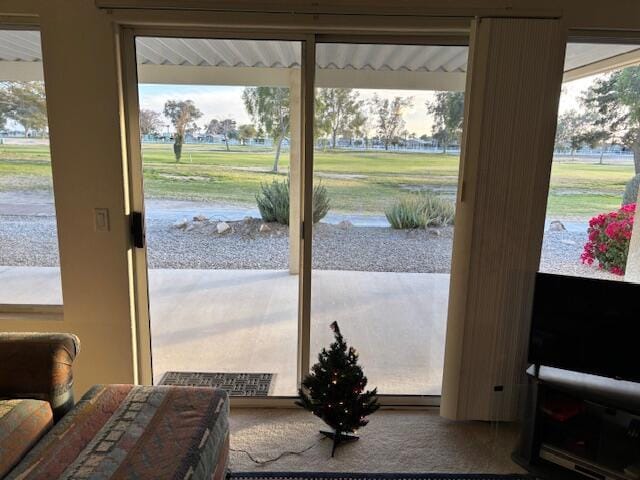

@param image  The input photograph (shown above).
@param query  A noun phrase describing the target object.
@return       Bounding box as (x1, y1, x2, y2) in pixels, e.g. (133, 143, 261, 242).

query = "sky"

(558, 75, 605, 115)
(139, 84, 437, 137)
(138, 75, 603, 138)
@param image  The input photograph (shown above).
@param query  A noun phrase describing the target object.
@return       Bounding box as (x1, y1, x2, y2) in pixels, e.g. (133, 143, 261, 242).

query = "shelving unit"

(513, 366, 640, 480)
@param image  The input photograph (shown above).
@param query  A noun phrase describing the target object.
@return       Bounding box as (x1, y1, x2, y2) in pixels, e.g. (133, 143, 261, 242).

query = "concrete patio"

(0, 266, 449, 396)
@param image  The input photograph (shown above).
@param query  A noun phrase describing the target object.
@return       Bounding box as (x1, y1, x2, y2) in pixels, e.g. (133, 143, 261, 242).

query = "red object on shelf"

(541, 395, 586, 422)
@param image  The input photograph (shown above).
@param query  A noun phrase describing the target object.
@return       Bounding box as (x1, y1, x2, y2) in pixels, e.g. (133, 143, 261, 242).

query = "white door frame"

(118, 26, 471, 407)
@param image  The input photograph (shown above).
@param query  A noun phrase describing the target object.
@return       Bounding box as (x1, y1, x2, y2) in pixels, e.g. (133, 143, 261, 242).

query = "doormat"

(228, 474, 530, 480)
(159, 371, 275, 396)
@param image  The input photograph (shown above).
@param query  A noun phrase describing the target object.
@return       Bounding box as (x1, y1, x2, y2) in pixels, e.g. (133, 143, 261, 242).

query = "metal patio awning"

(1, 30, 639, 89)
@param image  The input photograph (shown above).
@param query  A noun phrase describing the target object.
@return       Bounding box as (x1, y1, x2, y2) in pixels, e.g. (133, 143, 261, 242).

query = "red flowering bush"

(581, 203, 636, 275)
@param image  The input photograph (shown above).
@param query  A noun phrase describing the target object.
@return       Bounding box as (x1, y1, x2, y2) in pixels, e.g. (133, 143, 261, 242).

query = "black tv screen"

(529, 272, 640, 383)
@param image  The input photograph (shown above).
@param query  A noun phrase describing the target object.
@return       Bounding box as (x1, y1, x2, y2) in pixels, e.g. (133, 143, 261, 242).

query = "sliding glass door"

(124, 31, 468, 401)
(310, 41, 468, 396)
(131, 36, 303, 396)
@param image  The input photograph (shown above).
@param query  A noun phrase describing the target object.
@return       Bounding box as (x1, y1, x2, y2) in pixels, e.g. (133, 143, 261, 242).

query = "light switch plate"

(94, 208, 110, 232)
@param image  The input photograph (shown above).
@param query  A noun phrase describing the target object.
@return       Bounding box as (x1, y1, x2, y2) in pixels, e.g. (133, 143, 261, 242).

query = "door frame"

(118, 26, 471, 407)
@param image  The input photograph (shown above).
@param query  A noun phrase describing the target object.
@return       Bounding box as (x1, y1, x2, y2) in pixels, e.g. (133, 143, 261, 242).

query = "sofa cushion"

(0, 399, 53, 478)
(7, 384, 230, 480)
(0, 332, 80, 421)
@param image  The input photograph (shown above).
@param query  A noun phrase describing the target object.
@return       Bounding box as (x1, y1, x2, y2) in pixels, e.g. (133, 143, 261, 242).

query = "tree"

(359, 108, 377, 149)
(163, 100, 202, 162)
(243, 87, 289, 173)
(432, 129, 450, 152)
(0, 84, 12, 129)
(555, 109, 603, 159)
(297, 322, 379, 457)
(370, 95, 413, 150)
(237, 124, 257, 145)
(554, 110, 574, 152)
(426, 92, 464, 153)
(577, 89, 614, 164)
(556, 109, 589, 157)
(581, 128, 611, 164)
(315, 88, 365, 149)
(4, 81, 47, 137)
(207, 118, 237, 151)
(139, 109, 162, 136)
(582, 66, 640, 174)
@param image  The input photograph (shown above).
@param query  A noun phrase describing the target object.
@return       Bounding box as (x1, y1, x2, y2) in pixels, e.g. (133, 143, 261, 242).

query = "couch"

(0, 333, 230, 479)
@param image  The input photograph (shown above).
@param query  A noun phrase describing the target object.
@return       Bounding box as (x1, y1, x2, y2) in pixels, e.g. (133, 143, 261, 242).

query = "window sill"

(0, 304, 64, 321)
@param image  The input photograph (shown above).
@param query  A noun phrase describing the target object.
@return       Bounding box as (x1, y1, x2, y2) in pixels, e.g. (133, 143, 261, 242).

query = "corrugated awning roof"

(135, 37, 470, 73)
(0, 30, 42, 62)
(1, 30, 640, 86)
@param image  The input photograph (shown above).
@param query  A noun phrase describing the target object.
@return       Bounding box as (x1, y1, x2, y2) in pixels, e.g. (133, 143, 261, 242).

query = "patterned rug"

(229, 474, 529, 480)
(159, 371, 274, 396)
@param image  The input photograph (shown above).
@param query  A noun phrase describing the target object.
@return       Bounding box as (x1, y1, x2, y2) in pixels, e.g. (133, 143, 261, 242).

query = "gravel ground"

(0, 215, 61, 266)
(148, 217, 454, 272)
(0, 214, 617, 279)
(539, 229, 617, 280)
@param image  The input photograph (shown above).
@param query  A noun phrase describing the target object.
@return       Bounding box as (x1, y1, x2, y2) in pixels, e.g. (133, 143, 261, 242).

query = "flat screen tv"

(529, 272, 640, 383)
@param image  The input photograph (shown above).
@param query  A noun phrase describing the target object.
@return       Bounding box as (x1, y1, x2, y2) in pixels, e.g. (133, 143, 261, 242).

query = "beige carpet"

(229, 408, 525, 473)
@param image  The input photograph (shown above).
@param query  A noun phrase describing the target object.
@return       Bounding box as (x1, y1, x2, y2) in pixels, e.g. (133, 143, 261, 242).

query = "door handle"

(131, 211, 145, 248)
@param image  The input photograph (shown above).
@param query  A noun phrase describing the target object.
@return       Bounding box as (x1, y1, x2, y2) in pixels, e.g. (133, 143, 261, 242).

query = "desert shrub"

(623, 174, 640, 206)
(581, 203, 636, 275)
(312, 183, 331, 223)
(256, 179, 290, 224)
(385, 196, 425, 229)
(256, 179, 330, 225)
(385, 192, 455, 229)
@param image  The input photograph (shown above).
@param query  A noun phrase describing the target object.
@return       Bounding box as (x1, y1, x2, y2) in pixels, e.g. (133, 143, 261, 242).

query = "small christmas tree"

(296, 321, 379, 457)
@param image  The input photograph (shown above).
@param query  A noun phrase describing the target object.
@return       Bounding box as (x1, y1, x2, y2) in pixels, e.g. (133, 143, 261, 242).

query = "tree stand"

(320, 430, 359, 457)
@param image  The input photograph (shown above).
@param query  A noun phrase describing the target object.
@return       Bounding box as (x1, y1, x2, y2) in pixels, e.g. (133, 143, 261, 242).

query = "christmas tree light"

(296, 322, 380, 457)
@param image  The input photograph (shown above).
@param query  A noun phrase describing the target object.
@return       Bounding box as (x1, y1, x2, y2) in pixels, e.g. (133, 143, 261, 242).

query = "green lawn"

(0, 143, 635, 218)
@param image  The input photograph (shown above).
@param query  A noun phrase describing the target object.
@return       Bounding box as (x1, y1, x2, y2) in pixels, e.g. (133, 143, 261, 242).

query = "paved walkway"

(0, 191, 391, 227)
(0, 190, 593, 232)
(0, 266, 62, 304)
(0, 267, 449, 395)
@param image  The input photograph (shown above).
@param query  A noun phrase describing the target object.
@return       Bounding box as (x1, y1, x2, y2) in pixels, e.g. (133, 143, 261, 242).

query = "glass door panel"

(310, 42, 468, 395)
(134, 37, 302, 396)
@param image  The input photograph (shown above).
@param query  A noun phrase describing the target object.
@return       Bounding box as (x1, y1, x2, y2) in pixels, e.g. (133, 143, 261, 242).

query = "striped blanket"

(6, 384, 229, 480)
